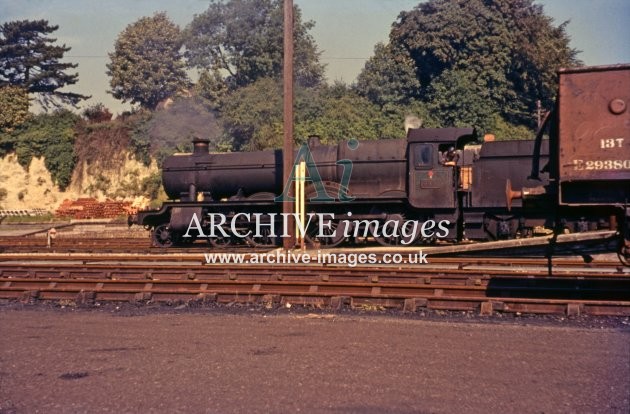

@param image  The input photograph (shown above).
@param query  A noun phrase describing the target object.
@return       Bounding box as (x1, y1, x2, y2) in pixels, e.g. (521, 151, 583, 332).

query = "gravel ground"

(0, 305, 629, 414)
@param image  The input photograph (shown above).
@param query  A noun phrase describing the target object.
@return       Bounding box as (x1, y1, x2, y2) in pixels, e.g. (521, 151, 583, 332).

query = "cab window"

(413, 144, 433, 169)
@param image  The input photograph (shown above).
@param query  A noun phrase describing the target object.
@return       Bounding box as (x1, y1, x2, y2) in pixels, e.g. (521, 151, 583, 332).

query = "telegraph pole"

(282, 0, 295, 250)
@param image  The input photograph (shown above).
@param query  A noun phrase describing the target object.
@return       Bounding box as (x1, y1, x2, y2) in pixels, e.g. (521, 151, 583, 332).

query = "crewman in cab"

(440, 146, 459, 166)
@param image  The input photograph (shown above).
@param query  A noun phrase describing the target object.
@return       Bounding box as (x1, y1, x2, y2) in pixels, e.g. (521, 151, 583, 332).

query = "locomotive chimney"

(193, 138, 210, 155)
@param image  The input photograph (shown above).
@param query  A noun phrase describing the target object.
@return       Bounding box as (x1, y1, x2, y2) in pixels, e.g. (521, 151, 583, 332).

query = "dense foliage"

(184, 0, 325, 89)
(82, 103, 113, 123)
(0, 109, 79, 189)
(220, 78, 436, 150)
(107, 13, 189, 109)
(0, 85, 29, 131)
(357, 0, 580, 136)
(355, 42, 420, 109)
(0, 19, 88, 108)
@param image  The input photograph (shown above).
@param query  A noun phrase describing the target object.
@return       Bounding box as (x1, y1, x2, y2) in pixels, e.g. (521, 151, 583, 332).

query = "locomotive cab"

(406, 128, 477, 210)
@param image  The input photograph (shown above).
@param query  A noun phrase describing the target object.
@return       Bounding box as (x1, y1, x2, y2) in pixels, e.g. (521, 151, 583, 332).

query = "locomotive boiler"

(129, 64, 630, 264)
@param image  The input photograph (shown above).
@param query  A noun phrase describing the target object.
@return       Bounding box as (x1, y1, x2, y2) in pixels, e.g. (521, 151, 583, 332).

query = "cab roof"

(407, 127, 477, 148)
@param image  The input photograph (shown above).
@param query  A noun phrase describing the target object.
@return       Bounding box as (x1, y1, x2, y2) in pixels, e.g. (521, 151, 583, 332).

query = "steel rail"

(1, 276, 629, 316)
(1, 259, 629, 316)
(0, 251, 626, 271)
(0, 261, 627, 280)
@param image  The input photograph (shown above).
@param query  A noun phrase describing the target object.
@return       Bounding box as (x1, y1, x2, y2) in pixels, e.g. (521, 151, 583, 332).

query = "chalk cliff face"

(0, 151, 157, 211)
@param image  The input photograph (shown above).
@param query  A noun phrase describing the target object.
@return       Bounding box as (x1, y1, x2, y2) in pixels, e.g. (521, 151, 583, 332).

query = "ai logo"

(275, 139, 359, 203)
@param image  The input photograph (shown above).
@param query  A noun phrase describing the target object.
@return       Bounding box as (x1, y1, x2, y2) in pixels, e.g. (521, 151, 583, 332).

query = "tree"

(82, 103, 113, 123)
(0, 19, 88, 108)
(355, 42, 420, 109)
(0, 85, 29, 131)
(107, 12, 189, 109)
(184, 0, 325, 89)
(296, 83, 388, 144)
(194, 69, 229, 109)
(220, 78, 427, 151)
(361, 0, 580, 132)
(220, 77, 283, 150)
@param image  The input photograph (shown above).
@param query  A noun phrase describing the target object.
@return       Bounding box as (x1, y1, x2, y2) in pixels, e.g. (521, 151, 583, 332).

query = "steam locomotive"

(129, 64, 630, 263)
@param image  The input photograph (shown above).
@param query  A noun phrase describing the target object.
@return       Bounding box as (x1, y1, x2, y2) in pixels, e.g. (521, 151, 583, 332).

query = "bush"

(141, 172, 163, 200)
(488, 114, 536, 140)
(1, 110, 79, 190)
(82, 103, 113, 123)
(127, 110, 152, 166)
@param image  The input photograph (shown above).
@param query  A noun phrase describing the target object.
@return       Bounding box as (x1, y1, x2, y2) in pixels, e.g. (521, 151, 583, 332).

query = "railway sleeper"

(75, 290, 96, 307)
(403, 297, 429, 312)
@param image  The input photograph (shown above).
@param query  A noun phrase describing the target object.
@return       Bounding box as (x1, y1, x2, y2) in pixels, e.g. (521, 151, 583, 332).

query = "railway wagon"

(507, 64, 630, 262)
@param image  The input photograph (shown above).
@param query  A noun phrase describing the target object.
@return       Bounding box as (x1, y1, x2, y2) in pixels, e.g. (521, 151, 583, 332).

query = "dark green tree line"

(184, 0, 325, 89)
(357, 0, 580, 135)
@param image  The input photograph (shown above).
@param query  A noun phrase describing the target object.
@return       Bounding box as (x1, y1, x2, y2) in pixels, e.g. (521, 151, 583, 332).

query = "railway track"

(0, 234, 626, 268)
(1, 251, 628, 270)
(1, 257, 629, 316)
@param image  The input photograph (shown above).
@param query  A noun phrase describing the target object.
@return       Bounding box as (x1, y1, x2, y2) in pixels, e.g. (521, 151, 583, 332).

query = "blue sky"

(1, 0, 629, 114)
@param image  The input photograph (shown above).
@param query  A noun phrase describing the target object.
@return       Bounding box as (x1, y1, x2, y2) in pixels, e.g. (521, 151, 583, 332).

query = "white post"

(294, 161, 306, 250)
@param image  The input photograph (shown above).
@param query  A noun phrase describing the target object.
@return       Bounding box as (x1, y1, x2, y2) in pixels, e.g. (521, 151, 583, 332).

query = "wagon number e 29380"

(573, 138, 628, 170)
(573, 159, 630, 170)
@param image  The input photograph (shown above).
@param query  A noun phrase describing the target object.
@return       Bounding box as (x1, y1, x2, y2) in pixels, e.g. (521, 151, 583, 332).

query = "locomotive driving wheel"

(208, 234, 232, 248)
(152, 224, 174, 247)
(374, 233, 416, 246)
(305, 219, 347, 248)
(373, 214, 418, 247)
(246, 227, 279, 247)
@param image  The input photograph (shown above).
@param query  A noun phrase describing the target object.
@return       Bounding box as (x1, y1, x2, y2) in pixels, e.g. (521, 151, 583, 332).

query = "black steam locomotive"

(129, 64, 630, 262)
